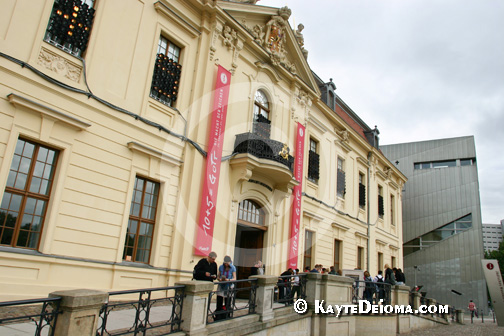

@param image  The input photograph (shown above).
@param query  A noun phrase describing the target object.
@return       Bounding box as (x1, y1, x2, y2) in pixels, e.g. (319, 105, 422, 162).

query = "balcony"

(233, 133, 294, 172)
(230, 133, 296, 193)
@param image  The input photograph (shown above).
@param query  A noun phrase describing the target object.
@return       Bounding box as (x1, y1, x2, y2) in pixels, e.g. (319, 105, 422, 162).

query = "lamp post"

(414, 265, 419, 288)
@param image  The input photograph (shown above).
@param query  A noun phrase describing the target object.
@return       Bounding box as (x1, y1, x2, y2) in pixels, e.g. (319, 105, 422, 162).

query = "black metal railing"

(207, 279, 257, 324)
(0, 297, 61, 336)
(274, 274, 307, 308)
(96, 285, 184, 336)
(351, 280, 391, 305)
(233, 133, 294, 172)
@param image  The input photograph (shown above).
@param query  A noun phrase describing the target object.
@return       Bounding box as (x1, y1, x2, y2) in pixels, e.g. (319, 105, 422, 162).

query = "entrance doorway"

(233, 200, 266, 282)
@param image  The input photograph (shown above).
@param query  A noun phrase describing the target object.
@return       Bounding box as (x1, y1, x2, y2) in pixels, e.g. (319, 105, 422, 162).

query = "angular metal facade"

(381, 136, 487, 313)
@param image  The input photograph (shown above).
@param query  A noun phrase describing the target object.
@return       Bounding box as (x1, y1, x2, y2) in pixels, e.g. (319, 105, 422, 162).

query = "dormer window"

(253, 90, 271, 138)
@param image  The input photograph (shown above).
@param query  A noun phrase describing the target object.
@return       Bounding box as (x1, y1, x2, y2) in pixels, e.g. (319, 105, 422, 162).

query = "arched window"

(253, 90, 271, 138)
(237, 199, 265, 229)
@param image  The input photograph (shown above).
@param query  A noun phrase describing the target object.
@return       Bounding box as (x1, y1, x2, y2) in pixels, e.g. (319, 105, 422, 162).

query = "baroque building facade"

(0, 0, 406, 300)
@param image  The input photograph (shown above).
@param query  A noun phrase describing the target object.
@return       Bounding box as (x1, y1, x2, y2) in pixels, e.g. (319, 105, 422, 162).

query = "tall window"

(334, 239, 341, 271)
(390, 195, 395, 226)
(304, 230, 314, 270)
(44, 0, 96, 57)
(252, 90, 271, 138)
(358, 173, 366, 209)
(357, 246, 364, 270)
(1, 139, 59, 249)
(150, 36, 182, 107)
(391, 256, 396, 268)
(123, 177, 159, 263)
(336, 157, 345, 198)
(378, 252, 383, 271)
(308, 138, 320, 183)
(378, 185, 384, 218)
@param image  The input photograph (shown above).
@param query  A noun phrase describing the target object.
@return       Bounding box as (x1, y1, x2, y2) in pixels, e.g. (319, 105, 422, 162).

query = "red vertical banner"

(194, 65, 231, 256)
(288, 123, 305, 268)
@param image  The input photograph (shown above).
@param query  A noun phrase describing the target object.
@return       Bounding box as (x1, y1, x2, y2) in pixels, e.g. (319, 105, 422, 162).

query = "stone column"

(411, 292, 421, 310)
(392, 285, 410, 306)
(455, 309, 465, 324)
(305, 272, 324, 310)
(175, 281, 214, 336)
(250, 275, 277, 321)
(49, 289, 108, 336)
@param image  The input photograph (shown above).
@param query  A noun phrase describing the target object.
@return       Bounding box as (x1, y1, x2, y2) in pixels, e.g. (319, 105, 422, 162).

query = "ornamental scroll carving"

(244, 6, 297, 74)
(209, 22, 243, 75)
(37, 47, 82, 82)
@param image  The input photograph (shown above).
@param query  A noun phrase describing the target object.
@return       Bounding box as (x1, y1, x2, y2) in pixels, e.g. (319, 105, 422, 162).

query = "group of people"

(304, 264, 342, 275)
(193, 252, 237, 320)
(193, 252, 266, 320)
(361, 264, 406, 303)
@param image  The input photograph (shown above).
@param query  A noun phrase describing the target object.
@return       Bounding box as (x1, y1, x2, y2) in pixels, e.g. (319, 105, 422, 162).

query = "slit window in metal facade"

(44, 0, 96, 57)
(0, 139, 59, 249)
(150, 36, 182, 107)
(123, 177, 159, 263)
(403, 213, 473, 256)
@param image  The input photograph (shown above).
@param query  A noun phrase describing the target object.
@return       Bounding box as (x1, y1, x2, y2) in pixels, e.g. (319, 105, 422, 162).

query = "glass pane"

(39, 180, 49, 195)
(34, 199, 46, 216)
(421, 163, 430, 169)
(16, 229, 29, 247)
(33, 162, 44, 178)
(22, 142, 35, 158)
(10, 194, 23, 212)
(21, 215, 33, 230)
(14, 173, 28, 190)
(1, 193, 12, 210)
(29, 177, 42, 194)
(28, 232, 39, 248)
(432, 160, 456, 168)
(131, 203, 140, 217)
(37, 147, 48, 162)
(6, 211, 18, 228)
(1, 228, 14, 245)
(14, 139, 25, 155)
(6, 171, 17, 188)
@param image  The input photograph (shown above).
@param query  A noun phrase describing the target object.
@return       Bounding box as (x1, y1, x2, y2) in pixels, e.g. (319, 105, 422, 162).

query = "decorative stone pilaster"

(250, 275, 277, 321)
(175, 281, 214, 336)
(49, 289, 108, 336)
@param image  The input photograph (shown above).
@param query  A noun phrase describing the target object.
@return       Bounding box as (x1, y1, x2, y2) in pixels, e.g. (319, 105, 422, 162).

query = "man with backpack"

(374, 270, 385, 302)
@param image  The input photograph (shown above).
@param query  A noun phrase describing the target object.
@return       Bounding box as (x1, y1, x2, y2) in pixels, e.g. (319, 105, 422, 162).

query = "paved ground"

(405, 315, 503, 336)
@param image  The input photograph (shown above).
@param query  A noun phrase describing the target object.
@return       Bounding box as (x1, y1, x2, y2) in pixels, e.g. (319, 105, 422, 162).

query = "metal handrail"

(207, 278, 258, 324)
(96, 285, 185, 336)
(0, 296, 61, 336)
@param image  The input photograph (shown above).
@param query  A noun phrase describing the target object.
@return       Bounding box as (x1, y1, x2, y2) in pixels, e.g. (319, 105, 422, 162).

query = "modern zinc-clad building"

(381, 136, 487, 312)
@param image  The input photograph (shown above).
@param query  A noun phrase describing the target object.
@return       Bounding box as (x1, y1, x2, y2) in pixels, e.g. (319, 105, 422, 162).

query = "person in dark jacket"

(193, 251, 218, 281)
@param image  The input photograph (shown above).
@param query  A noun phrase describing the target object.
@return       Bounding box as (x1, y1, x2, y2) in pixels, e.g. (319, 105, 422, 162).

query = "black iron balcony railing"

(233, 133, 294, 172)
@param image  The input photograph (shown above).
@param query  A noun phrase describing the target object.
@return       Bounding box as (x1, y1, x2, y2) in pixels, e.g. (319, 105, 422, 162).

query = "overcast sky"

(261, 0, 504, 224)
